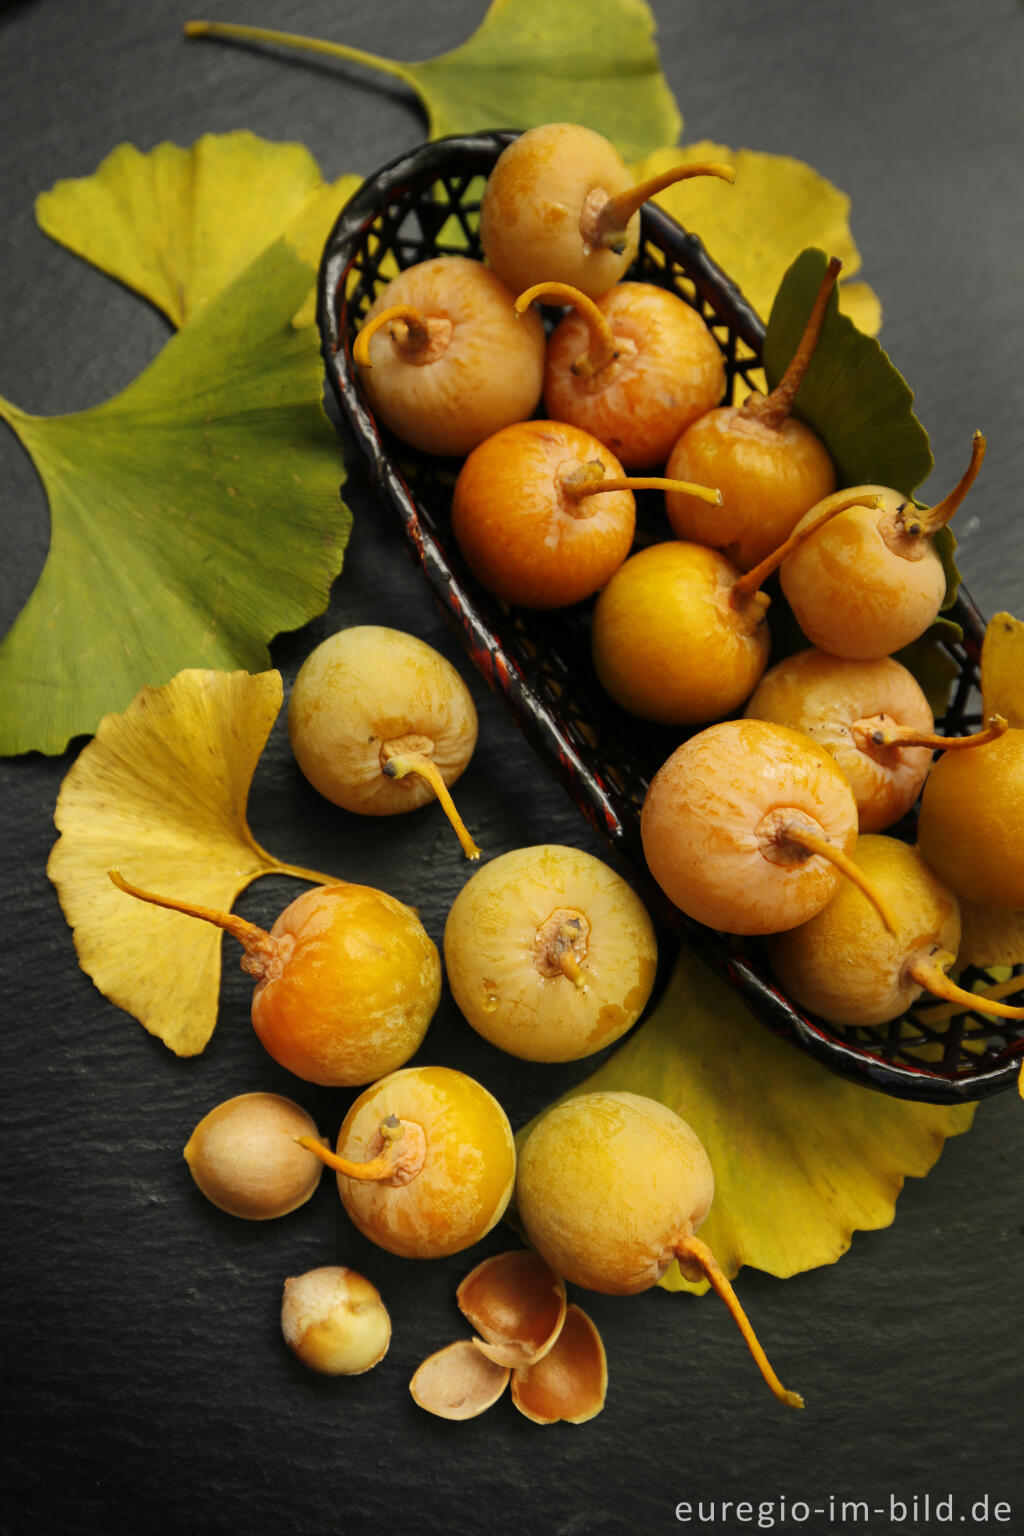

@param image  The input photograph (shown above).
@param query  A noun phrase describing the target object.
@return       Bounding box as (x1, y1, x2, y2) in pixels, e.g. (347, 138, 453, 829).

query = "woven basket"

(317, 130, 1023, 1103)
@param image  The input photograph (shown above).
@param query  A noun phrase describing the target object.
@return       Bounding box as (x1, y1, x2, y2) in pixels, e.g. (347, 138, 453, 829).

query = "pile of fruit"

(107, 121, 1023, 1422)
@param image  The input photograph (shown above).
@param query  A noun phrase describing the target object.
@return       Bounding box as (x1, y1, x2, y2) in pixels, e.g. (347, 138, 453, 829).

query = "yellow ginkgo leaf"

(981, 611, 1024, 727)
(35, 132, 359, 329)
(632, 141, 882, 337)
(523, 949, 973, 1294)
(47, 668, 337, 1056)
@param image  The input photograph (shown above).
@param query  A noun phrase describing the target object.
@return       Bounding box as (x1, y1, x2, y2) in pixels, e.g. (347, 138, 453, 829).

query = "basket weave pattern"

(318, 132, 1023, 1103)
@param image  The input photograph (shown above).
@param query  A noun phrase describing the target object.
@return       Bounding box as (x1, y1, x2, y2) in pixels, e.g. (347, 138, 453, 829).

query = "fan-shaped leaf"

(47, 668, 337, 1056)
(0, 239, 350, 755)
(521, 950, 974, 1292)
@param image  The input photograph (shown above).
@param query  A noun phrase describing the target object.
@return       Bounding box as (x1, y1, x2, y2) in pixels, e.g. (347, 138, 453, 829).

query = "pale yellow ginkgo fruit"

(35, 131, 361, 329)
(632, 140, 882, 344)
(522, 948, 974, 1292)
(47, 667, 337, 1056)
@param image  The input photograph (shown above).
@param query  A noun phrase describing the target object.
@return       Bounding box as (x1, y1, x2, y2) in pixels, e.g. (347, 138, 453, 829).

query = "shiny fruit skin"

(288, 625, 478, 816)
(451, 419, 635, 608)
(335, 1066, 516, 1260)
(251, 884, 441, 1087)
(183, 1093, 325, 1219)
(665, 406, 836, 573)
(767, 836, 961, 1026)
(356, 256, 545, 456)
(479, 124, 637, 300)
(516, 1091, 714, 1294)
(744, 648, 934, 832)
(590, 541, 770, 724)
(443, 844, 657, 1062)
(543, 283, 725, 471)
(780, 488, 947, 658)
(917, 727, 1024, 908)
(641, 719, 860, 934)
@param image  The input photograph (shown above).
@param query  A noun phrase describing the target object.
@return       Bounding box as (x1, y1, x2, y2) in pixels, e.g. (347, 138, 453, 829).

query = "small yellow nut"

(281, 1266, 391, 1376)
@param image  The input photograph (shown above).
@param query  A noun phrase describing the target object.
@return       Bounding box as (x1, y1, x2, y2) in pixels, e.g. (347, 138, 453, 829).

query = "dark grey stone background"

(1, 2, 1021, 1533)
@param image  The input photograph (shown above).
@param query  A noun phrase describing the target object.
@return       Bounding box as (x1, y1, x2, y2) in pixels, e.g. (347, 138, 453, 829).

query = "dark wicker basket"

(317, 130, 1023, 1104)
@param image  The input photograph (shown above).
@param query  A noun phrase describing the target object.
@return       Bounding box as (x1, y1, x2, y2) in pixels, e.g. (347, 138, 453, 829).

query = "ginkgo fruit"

(767, 835, 1024, 1027)
(288, 625, 481, 859)
(917, 726, 1024, 909)
(109, 871, 441, 1086)
(664, 257, 840, 572)
(479, 123, 733, 299)
(516, 279, 725, 470)
(743, 649, 1007, 833)
(443, 843, 657, 1061)
(298, 1065, 516, 1260)
(640, 719, 897, 935)
(516, 1091, 803, 1408)
(451, 418, 720, 610)
(353, 255, 545, 456)
(780, 434, 985, 659)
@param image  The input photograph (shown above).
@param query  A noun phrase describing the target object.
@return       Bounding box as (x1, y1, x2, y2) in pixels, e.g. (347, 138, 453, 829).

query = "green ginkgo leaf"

(520, 949, 974, 1293)
(0, 240, 350, 756)
(764, 247, 933, 498)
(186, 0, 682, 161)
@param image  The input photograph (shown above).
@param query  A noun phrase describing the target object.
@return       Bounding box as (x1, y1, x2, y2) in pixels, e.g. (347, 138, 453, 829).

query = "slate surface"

(1, 2, 1022, 1534)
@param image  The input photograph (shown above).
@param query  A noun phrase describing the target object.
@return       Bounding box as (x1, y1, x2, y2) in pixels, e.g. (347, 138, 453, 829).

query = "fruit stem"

(732, 492, 882, 604)
(742, 257, 841, 431)
(850, 713, 1008, 754)
(514, 282, 619, 378)
(912, 431, 986, 536)
(673, 1234, 803, 1410)
(297, 1115, 428, 1183)
(354, 305, 441, 368)
(565, 474, 722, 507)
(183, 19, 415, 89)
(552, 921, 587, 990)
(593, 161, 735, 252)
(380, 749, 481, 860)
(906, 952, 1024, 1020)
(778, 827, 900, 936)
(108, 868, 279, 965)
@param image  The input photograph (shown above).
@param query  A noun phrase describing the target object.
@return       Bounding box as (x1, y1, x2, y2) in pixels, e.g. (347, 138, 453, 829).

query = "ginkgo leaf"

(981, 611, 1024, 727)
(0, 239, 350, 756)
(633, 141, 882, 338)
(764, 248, 933, 500)
(185, 0, 682, 162)
(35, 132, 361, 329)
(520, 950, 974, 1293)
(47, 668, 337, 1056)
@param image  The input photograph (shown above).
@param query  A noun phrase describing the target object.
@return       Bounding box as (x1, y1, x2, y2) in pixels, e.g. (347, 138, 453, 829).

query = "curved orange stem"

(674, 1234, 803, 1410)
(906, 953, 1024, 1020)
(598, 161, 735, 246)
(108, 868, 277, 964)
(297, 1115, 425, 1182)
(852, 713, 1008, 753)
(779, 828, 899, 936)
(514, 281, 619, 377)
(380, 749, 481, 860)
(742, 257, 841, 430)
(353, 304, 431, 368)
(732, 492, 882, 603)
(915, 431, 986, 537)
(566, 475, 722, 506)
